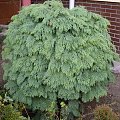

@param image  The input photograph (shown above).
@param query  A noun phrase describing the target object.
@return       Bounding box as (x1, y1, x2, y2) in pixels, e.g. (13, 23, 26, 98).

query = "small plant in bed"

(94, 104, 119, 120)
(0, 94, 27, 120)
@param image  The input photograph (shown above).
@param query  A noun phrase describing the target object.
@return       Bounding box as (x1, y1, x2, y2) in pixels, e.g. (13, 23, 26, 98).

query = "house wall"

(0, 0, 20, 24)
(32, 0, 120, 54)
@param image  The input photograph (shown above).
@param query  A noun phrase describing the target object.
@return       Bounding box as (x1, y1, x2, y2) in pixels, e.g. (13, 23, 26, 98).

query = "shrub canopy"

(2, 0, 118, 112)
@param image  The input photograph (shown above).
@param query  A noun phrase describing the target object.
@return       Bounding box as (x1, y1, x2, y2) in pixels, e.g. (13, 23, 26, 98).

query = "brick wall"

(31, 0, 69, 7)
(32, 0, 120, 54)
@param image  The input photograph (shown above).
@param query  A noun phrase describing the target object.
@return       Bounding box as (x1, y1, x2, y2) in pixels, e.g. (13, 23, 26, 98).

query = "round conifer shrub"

(2, 0, 119, 117)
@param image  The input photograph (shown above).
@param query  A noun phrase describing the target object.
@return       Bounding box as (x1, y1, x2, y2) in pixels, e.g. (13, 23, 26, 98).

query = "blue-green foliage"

(2, 0, 118, 113)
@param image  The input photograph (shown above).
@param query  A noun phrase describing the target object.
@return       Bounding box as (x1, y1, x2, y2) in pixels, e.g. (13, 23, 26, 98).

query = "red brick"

(94, 11, 101, 15)
(101, 4, 111, 9)
(82, 3, 92, 7)
(106, 17, 116, 22)
(111, 5, 120, 10)
(110, 29, 120, 34)
(102, 12, 110, 17)
(91, 3, 100, 8)
(96, 8, 106, 12)
(113, 38, 120, 43)
(111, 14, 120, 18)
(115, 34, 120, 38)
(116, 19, 120, 23)
(111, 36, 119, 42)
(117, 10, 120, 14)
(110, 22, 120, 27)
(76, 2, 82, 6)
(106, 9, 117, 13)
(109, 25, 116, 30)
(86, 6, 96, 11)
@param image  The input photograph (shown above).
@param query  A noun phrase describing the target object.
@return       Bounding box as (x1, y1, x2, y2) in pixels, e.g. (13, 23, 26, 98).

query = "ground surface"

(83, 74, 120, 120)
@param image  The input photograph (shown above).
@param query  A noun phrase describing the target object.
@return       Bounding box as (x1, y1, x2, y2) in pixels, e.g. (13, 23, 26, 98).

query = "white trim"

(69, 0, 75, 9)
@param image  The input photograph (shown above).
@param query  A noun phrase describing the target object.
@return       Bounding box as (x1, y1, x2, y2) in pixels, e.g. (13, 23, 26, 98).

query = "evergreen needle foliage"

(94, 105, 119, 120)
(2, 0, 118, 117)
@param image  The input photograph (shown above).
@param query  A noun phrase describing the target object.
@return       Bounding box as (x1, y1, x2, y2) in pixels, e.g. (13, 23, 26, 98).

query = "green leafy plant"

(2, 0, 119, 119)
(0, 95, 27, 120)
(94, 104, 119, 120)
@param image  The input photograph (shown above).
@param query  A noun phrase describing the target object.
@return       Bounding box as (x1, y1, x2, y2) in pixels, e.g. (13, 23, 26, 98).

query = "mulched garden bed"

(82, 74, 120, 120)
